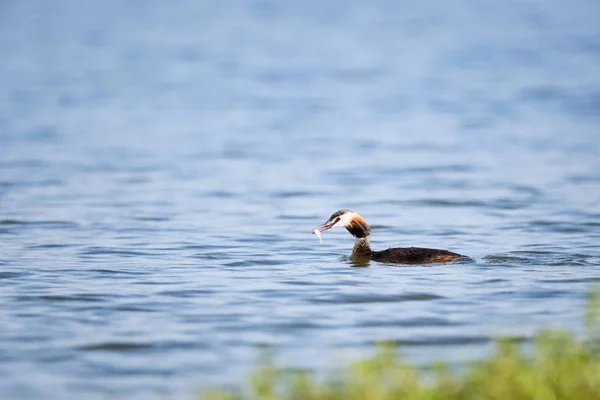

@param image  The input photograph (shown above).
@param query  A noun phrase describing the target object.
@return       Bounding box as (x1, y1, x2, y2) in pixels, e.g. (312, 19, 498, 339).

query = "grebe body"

(312, 209, 466, 264)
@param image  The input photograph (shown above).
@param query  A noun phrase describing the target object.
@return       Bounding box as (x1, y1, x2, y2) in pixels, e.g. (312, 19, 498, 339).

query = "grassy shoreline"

(203, 292, 600, 400)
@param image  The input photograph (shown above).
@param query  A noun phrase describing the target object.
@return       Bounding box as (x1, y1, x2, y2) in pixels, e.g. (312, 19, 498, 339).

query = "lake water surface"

(1, 1, 600, 399)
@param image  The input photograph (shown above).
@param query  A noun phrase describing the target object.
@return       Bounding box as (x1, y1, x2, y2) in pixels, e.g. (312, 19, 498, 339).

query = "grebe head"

(313, 209, 370, 238)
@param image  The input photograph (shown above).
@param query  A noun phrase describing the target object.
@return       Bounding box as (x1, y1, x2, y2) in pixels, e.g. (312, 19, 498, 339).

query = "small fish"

(313, 228, 323, 244)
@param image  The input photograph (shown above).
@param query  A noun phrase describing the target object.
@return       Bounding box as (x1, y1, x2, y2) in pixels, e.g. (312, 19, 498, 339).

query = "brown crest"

(346, 215, 370, 238)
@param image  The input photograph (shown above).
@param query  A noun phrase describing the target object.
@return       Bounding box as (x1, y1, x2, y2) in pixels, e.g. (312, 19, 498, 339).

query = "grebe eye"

(335, 217, 341, 222)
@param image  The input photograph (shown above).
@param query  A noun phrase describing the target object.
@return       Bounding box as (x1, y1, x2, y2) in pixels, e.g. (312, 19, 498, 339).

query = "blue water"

(1, 1, 600, 398)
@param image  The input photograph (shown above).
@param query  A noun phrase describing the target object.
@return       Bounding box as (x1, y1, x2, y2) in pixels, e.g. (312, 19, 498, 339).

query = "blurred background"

(1, 0, 599, 399)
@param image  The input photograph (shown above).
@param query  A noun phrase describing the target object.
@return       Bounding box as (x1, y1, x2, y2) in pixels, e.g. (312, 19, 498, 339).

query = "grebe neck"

(352, 236, 373, 259)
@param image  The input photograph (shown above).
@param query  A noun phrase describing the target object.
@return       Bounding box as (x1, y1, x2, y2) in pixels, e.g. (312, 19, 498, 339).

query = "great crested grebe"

(312, 209, 467, 264)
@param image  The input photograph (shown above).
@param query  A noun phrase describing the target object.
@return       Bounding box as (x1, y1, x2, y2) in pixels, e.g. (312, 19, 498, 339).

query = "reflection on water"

(1, 0, 600, 399)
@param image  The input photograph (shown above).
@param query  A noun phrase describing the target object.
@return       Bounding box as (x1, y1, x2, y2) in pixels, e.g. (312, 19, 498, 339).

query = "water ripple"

(79, 247, 159, 257)
(390, 335, 494, 346)
(77, 342, 155, 351)
(312, 292, 444, 304)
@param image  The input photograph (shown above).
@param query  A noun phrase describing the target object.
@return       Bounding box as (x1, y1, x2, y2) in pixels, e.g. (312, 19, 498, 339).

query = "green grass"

(202, 291, 600, 400)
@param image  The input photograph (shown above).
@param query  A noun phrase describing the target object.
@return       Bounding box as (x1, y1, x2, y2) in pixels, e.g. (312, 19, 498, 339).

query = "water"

(1, 0, 600, 398)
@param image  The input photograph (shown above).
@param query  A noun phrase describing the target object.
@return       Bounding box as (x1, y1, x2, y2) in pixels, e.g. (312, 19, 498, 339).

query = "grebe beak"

(312, 220, 336, 234)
